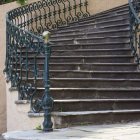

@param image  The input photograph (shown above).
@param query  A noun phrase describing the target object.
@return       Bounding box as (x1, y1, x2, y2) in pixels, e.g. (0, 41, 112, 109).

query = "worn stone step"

(50, 55, 133, 63)
(50, 88, 140, 100)
(53, 99, 140, 112)
(50, 71, 140, 79)
(55, 23, 129, 35)
(21, 55, 133, 63)
(51, 29, 130, 39)
(16, 69, 140, 80)
(50, 36, 130, 45)
(14, 63, 137, 71)
(71, 12, 129, 27)
(50, 78, 140, 88)
(29, 87, 140, 100)
(56, 18, 129, 32)
(49, 63, 137, 71)
(51, 109, 140, 128)
(51, 42, 130, 50)
(52, 48, 131, 56)
(20, 48, 131, 56)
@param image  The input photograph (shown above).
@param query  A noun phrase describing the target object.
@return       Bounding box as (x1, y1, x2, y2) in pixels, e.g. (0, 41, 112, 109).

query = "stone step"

(50, 71, 140, 79)
(50, 55, 133, 63)
(54, 23, 129, 35)
(50, 78, 140, 88)
(51, 29, 130, 39)
(14, 63, 137, 71)
(26, 87, 140, 100)
(56, 18, 129, 32)
(49, 63, 137, 71)
(50, 36, 130, 45)
(71, 12, 129, 27)
(56, 11, 129, 34)
(51, 48, 131, 56)
(20, 48, 131, 56)
(28, 109, 140, 128)
(50, 88, 140, 100)
(21, 78, 140, 88)
(53, 99, 140, 112)
(51, 42, 130, 50)
(50, 109, 140, 128)
(21, 55, 133, 63)
(15, 69, 140, 80)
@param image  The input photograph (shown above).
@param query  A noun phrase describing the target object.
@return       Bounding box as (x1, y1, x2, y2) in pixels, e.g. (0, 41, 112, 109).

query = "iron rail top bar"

(129, 0, 140, 23)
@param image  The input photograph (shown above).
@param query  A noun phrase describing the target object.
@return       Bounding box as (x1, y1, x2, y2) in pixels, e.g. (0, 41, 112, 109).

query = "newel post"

(42, 31, 53, 132)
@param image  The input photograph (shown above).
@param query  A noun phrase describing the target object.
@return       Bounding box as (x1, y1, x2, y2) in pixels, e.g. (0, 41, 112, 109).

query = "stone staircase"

(14, 4, 140, 129)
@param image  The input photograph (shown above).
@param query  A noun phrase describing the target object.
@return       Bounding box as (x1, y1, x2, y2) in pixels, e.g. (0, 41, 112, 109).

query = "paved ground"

(3, 122, 140, 140)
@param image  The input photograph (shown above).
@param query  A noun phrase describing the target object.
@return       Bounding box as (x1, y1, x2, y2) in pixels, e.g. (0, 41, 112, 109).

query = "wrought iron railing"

(129, 0, 140, 64)
(4, 0, 90, 131)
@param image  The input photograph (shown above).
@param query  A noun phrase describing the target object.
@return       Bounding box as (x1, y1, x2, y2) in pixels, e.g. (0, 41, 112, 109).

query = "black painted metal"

(4, 0, 90, 131)
(129, 0, 140, 64)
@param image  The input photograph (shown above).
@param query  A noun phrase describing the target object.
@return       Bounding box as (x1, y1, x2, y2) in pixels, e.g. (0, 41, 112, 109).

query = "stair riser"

(51, 80, 140, 88)
(51, 90, 140, 100)
(53, 112, 140, 129)
(78, 13, 129, 26)
(52, 50, 131, 56)
(15, 63, 137, 71)
(51, 44, 129, 50)
(49, 64, 137, 71)
(56, 25, 129, 35)
(50, 72, 140, 79)
(53, 101, 140, 112)
(51, 37, 129, 45)
(49, 57, 133, 63)
(57, 19, 129, 32)
(20, 57, 133, 64)
(29, 89, 140, 99)
(52, 31, 130, 40)
(16, 70, 140, 79)
(76, 38, 129, 44)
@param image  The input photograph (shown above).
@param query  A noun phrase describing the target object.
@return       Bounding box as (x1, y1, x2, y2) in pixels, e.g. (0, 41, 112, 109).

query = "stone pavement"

(3, 122, 140, 140)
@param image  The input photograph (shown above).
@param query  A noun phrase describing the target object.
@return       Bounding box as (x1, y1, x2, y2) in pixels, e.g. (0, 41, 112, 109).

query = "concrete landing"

(3, 122, 140, 140)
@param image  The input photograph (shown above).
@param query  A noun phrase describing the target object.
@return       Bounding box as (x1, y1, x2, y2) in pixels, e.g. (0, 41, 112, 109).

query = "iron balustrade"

(4, 0, 90, 131)
(129, 0, 140, 64)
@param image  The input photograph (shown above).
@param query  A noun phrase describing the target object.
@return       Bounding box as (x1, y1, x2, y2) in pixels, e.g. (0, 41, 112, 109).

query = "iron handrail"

(128, 0, 140, 64)
(4, 0, 90, 131)
(128, 0, 140, 23)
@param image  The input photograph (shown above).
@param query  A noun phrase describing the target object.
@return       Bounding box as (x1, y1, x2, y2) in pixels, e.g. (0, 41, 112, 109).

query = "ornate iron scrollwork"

(5, 0, 90, 132)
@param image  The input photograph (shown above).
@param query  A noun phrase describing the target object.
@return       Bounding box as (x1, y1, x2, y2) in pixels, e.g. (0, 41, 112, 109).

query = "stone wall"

(88, 0, 128, 15)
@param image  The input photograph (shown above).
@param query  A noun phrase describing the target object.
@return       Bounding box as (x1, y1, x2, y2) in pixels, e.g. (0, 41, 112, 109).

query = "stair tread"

(50, 63, 136, 65)
(28, 109, 140, 117)
(52, 109, 140, 116)
(55, 23, 129, 34)
(22, 77, 140, 81)
(74, 12, 129, 25)
(52, 48, 131, 52)
(54, 99, 140, 102)
(50, 70, 139, 73)
(49, 87, 140, 91)
(51, 78, 140, 81)
(51, 41, 130, 46)
(55, 18, 129, 30)
(50, 35, 130, 42)
(22, 55, 133, 58)
(52, 28, 130, 37)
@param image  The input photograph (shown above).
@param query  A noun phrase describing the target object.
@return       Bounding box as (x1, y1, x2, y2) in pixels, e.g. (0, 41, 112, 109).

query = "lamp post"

(42, 31, 53, 132)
